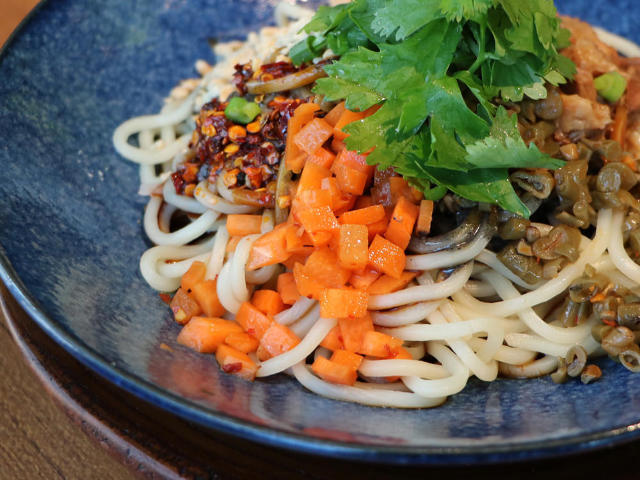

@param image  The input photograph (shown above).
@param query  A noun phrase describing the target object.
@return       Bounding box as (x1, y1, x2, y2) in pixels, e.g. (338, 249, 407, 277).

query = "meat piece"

(573, 67, 597, 102)
(559, 94, 611, 132)
(561, 17, 620, 75)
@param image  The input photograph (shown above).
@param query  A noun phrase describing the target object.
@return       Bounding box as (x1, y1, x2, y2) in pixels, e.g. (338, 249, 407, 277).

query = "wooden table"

(4, 4, 640, 479)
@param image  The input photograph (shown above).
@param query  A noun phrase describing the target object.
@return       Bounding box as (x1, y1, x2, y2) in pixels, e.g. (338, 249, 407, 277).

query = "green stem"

(468, 22, 486, 74)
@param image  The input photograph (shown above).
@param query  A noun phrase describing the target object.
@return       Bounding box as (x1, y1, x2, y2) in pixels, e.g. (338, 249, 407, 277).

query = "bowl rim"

(2, 0, 640, 465)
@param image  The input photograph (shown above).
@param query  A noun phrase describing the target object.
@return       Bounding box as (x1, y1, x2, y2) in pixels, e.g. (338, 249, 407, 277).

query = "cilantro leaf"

(371, 0, 442, 41)
(314, 77, 384, 112)
(465, 107, 565, 169)
(438, 0, 493, 22)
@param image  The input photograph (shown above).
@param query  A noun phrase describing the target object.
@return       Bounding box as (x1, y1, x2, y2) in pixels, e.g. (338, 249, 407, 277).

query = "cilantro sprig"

(289, 0, 574, 217)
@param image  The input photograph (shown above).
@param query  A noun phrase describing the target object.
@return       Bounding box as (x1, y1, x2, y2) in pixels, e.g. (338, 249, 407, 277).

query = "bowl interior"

(2, 0, 640, 462)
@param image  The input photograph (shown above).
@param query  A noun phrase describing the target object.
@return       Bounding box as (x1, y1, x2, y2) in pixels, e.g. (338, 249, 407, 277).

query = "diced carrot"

(332, 192, 357, 217)
(389, 176, 422, 204)
(306, 230, 334, 248)
(311, 356, 357, 385)
(284, 224, 306, 253)
(235, 301, 273, 339)
(368, 235, 406, 279)
(307, 146, 335, 169)
(191, 279, 226, 317)
(226, 214, 263, 236)
(251, 289, 285, 316)
(181, 261, 206, 292)
(226, 235, 242, 254)
(298, 205, 339, 235)
(358, 331, 403, 358)
(294, 117, 334, 155)
(177, 317, 243, 353)
(323, 101, 346, 127)
(612, 103, 628, 147)
(338, 224, 369, 270)
(277, 272, 300, 305)
(215, 344, 258, 381)
(332, 161, 368, 196)
(297, 161, 331, 194)
(336, 149, 374, 179)
(384, 196, 419, 250)
(224, 331, 259, 354)
(333, 109, 368, 140)
(170, 288, 202, 325)
(367, 214, 389, 242)
(355, 195, 373, 209)
(320, 326, 345, 350)
(258, 323, 300, 360)
(321, 177, 356, 214)
(368, 271, 417, 295)
(246, 224, 290, 270)
(320, 288, 369, 319)
(339, 205, 386, 225)
(286, 103, 321, 173)
(416, 199, 434, 234)
(330, 349, 363, 371)
(293, 262, 325, 299)
(304, 247, 351, 288)
(338, 314, 374, 352)
(349, 267, 381, 290)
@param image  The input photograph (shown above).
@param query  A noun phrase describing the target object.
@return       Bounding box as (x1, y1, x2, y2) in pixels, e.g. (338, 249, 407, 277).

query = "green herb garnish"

(290, 0, 575, 217)
(225, 97, 262, 124)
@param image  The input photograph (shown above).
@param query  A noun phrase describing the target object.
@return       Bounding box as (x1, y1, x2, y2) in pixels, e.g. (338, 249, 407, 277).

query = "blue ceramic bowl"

(2, 0, 640, 464)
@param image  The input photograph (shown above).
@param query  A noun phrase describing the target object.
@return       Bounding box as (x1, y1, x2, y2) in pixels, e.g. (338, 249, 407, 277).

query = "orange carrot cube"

(368, 235, 406, 279)
(320, 326, 345, 350)
(181, 261, 207, 292)
(177, 317, 243, 353)
(338, 314, 374, 352)
(330, 349, 363, 371)
(215, 344, 258, 381)
(258, 323, 300, 360)
(339, 205, 386, 225)
(191, 279, 226, 318)
(358, 331, 403, 357)
(338, 224, 369, 270)
(368, 271, 417, 295)
(294, 117, 334, 155)
(251, 289, 285, 316)
(384, 196, 419, 250)
(224, 331, 260, 354)
(277, 272, 300, 305)
(170, 287, 202, 325)
(311, 356, 357, 385)
(320, 288, 369, 319)
(235, 302, 273, 340)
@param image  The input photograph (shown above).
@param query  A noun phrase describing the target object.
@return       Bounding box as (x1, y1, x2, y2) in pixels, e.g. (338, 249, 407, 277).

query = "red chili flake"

(259, 61, 298, 80)
(222, 362, 243, 374)
(232, 63, 253, 95)
(602, 318, 617, 327)
(171, 171, 185, 194)
(158, 293, 172, 305)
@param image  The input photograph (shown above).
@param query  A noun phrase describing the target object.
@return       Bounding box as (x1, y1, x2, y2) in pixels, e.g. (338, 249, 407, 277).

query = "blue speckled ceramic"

(2, 0, 640, 464)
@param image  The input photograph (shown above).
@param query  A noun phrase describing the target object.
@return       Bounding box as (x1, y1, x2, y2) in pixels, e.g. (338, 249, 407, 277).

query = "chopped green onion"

(224, 97, 262, 124)
(593, 71, 627, 103)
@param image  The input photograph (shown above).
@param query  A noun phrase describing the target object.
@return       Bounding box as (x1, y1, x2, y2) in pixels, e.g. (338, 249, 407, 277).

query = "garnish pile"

(290, 0, 576, 217)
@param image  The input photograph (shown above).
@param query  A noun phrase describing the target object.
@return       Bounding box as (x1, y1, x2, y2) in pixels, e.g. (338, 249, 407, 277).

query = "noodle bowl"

(113, 1, 640, 407)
